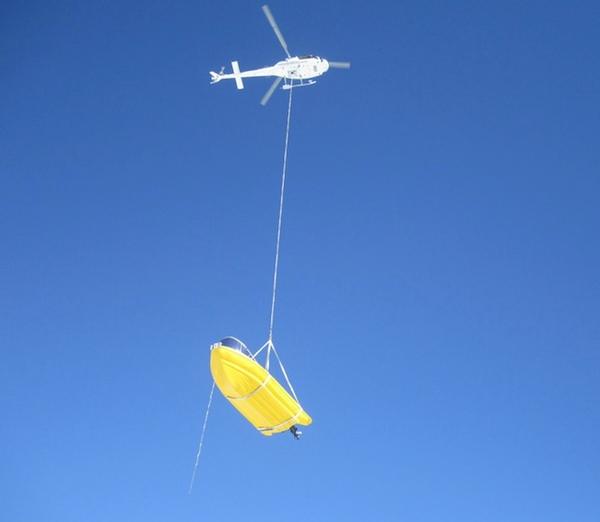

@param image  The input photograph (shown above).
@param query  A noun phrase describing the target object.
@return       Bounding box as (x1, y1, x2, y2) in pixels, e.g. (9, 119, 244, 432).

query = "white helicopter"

(209, 5, 350, 105)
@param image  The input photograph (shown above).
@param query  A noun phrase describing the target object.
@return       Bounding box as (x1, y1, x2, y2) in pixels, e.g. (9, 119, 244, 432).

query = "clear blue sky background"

(2, 1, 599, 520)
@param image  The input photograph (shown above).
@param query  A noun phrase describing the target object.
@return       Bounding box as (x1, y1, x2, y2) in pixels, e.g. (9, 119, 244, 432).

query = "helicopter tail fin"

(231, 60, 244, 90)
(209, 71, 221, 84)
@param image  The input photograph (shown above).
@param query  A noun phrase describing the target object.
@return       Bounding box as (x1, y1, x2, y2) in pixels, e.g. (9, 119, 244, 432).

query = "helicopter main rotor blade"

(328, 61, 351, 69)
(260, 76, 283, 106)
(262, 5, 291, 58)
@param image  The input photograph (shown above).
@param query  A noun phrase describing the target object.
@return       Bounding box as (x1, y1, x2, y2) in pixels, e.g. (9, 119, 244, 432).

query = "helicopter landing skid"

(282, 80, 316, 90)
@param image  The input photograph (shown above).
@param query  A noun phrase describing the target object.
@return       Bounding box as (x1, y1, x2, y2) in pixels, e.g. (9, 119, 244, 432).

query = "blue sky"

(2, 1, 599, 520)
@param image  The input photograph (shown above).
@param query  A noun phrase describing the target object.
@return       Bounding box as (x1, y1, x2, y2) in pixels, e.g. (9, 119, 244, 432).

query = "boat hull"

(210, 346, 312, 436)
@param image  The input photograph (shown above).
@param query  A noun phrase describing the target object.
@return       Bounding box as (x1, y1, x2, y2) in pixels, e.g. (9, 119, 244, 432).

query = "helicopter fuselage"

(210, 56, 329, 88)
(275, 55, 330, 80)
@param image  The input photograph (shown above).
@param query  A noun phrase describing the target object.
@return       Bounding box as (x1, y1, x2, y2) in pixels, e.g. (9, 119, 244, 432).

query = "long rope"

(188, 380, 215, 494)
(268, 84, 294, 343)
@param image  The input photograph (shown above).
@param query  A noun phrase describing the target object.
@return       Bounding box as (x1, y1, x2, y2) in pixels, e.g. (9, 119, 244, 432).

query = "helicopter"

(209, 4, 351, 105)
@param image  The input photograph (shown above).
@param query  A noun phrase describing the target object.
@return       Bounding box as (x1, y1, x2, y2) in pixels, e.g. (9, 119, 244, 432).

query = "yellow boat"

(210, 337, 312, 436)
